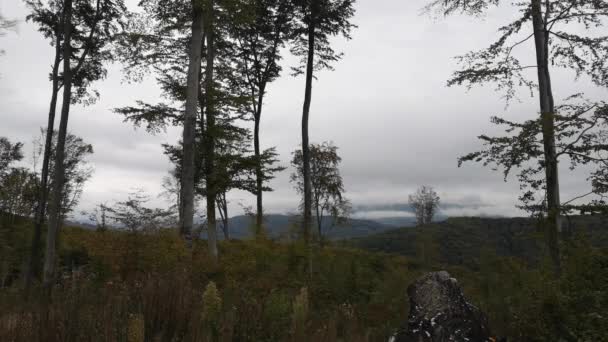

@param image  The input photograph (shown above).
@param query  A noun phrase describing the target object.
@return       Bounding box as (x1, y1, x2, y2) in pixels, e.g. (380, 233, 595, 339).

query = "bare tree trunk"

(25, 28, 62, 292)
(181, 0, 205, 243)
(254, 88, 265, 238)
(204, 2, 218, 259)
(531, 0, 561, 274)
(301, 20, 315, 245)
(43, 0, 73, 290)
(301, 7, 317, 281)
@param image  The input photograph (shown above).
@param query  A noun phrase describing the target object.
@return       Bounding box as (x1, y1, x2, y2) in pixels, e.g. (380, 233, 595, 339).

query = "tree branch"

(562, 191, 594, 206)
(72, 0, 102, 76)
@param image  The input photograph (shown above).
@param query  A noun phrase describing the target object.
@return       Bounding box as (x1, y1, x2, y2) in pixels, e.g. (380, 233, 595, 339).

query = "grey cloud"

(1, 0, 604, 220)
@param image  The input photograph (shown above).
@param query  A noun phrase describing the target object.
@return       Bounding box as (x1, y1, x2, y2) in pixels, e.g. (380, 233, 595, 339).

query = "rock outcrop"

(395, 271, 494, 342)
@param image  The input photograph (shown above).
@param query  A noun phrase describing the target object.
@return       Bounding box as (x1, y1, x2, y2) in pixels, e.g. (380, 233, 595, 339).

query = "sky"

(1, 0, 606, 221)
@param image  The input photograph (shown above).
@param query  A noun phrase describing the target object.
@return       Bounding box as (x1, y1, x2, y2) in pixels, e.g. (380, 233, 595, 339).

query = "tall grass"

(1, 227, 410, 341)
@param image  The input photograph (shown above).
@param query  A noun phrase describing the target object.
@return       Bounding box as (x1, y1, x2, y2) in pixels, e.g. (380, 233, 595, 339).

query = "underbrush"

(1, 227, 412, 341)
(1, 224, 607, 341)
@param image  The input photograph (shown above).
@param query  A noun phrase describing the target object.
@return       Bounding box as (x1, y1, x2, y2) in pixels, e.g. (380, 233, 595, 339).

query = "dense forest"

(1, 0, 608, 341)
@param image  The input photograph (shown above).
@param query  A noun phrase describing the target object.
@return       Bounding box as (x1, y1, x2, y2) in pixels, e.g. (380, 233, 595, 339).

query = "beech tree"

(291, 142, 351, 244)
(430, 0, 608, 273)
(181, 0, 205, 244)
(25, 2, 66, 287)
(26, 0, 124, 241)
(202, 0, 221, 258)
(116, 0, 283, 256)
(116, 0, 211, 249)
(115, 0, 206, 240)
(112, 0, 198, 241)
(33, 0, 125, 288)
(408, 185, 440, 226)
(229, 0, 293, 235)
(291, 0, 356, 242)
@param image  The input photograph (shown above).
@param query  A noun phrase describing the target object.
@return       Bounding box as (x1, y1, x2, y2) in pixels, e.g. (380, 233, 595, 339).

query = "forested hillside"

(351, 216, 608, 268)
(206, 214, 401, 240)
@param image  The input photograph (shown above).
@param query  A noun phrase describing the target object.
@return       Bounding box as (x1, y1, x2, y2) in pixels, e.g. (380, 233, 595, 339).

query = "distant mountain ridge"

(214, 214, 408, 240)
(68, 213, 412, 240)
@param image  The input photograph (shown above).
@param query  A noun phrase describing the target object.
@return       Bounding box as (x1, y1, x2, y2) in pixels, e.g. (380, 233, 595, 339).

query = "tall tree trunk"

(43, 0, 73, 289)
(301, 8, 317, 281)
(254, 87, 265, 237)
(25, 28, 62, 292)
(531, 0, 561, 274)
(181, 1, 205, 243)
(301, 21, 315, 244)
(204, 2, 218, 259)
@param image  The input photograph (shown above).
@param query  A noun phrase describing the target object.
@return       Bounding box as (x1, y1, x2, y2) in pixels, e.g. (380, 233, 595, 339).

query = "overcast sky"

(1, 0, 606, 220)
